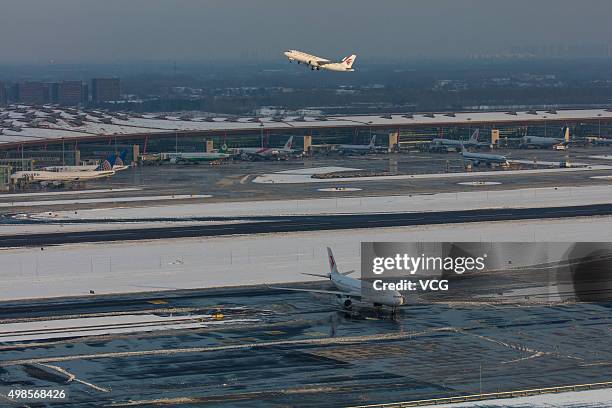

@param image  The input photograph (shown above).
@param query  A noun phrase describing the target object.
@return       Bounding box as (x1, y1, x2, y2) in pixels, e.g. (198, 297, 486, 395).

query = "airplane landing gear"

(373, 303, 383, 317)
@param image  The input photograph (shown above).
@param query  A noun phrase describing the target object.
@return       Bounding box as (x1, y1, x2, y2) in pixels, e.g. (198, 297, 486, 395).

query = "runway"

(0, 284, 609, 407)
(3, 203, 612, 247)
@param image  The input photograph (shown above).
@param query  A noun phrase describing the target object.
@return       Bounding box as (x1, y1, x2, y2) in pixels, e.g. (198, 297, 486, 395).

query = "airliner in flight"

(284, 50, 357, 72)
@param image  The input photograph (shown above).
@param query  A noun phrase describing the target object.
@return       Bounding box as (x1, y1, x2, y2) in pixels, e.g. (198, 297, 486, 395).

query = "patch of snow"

(0, 194, 211, 208)
(25, 185, 612, 221)
(253, 165, 612, 184)
(1, 216, 611, 301)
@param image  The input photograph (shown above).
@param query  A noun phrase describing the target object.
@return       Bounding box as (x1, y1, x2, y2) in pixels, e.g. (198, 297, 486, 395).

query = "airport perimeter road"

(3, 203, 612, 247)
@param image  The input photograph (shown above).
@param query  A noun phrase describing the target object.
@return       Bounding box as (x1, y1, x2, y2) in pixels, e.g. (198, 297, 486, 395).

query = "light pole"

(479, 362, 482, 395)
(260, 123, 264, 147)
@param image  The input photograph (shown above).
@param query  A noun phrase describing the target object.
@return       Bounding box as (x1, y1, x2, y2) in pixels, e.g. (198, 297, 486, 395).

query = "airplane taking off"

(284, 50, 357, 72)
(432, 129, 488, 149)
(461, 144, 508, 167)
(271, 247, 405, 314)
(521, 126, 570, 149)
(335, 135, 376, 154)
(237, 136, 294, 159)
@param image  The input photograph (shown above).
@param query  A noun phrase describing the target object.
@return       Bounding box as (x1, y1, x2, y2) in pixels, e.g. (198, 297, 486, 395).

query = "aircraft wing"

(315, 58, 332, 65)
(269, 286, 361, 298)
(302, 53, 331, 65)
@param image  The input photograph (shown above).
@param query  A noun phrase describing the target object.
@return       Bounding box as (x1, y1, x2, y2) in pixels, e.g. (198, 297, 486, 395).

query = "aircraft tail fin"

(342, 55, 357, 69)
(283, 136, 294, 150)
(368, 135, 376, 147)
(563, 126, 570, 143)
(326, 247, 340, 275)
(96, 153, 116, 171)
(114, 149, 128, 167)
(460, 142, 467, 154)
(469, 129, 479, 142)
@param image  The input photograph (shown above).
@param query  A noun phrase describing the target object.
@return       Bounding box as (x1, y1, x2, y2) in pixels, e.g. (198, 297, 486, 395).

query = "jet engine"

(336, 296, 352, 310)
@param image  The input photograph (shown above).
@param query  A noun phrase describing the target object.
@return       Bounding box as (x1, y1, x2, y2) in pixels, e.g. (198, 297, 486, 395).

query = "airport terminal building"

(0, 106, 611, 165)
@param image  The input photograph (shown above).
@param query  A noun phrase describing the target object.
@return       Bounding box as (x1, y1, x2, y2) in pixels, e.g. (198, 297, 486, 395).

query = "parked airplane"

(43, 164, 99, 172)
(44, 151, 130, 172)
(521, 127, 570, 149)
(591, 137, 612, 146)
(237, 136, 294, 159)
(284, 50, 357, 72)
(335, 135, 376, 154)
(271, 247, 405, 314)
(461, 144, 508, 166)
(431, 129, 488, 149)
(12, 156, 116, 186)
(162, 150, 231, 163)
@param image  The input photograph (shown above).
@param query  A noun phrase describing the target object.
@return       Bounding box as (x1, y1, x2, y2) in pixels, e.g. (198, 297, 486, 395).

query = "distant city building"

(8, 83, 19, 103)
(18, 81, 45, 105)
(0, 81, 7, 107)
(91, 78, 120, 102)
(57, 81, 84, 106)
(45, 82, 59, 103)
(82, 82, 89, 104)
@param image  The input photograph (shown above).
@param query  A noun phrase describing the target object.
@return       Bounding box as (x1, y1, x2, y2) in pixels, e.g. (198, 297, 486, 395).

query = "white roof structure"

(1, 105, 611, 148)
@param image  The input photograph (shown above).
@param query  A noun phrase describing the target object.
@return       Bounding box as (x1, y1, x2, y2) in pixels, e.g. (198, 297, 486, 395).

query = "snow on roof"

(1, 105, 611, 147)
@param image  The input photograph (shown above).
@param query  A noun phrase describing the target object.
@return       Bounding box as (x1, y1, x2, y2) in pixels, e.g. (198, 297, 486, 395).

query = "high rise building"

(0, 81, 7, 107)
(18, 81, 45, 105)
(57, 81, 84, 106)
(91, 78, 120, 102)
(45, 82, 59, 103)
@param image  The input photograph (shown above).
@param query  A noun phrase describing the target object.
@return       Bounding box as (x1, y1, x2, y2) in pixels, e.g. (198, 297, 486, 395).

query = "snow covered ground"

(2, 216, 612, 301)
(0, 194, 211, 208)
(421, 388, 612, 407)
(276, 166, 361, 175)
(0, 188, 142, 199)
(253, 165, 612, 184)
(22, 184, 612, 222)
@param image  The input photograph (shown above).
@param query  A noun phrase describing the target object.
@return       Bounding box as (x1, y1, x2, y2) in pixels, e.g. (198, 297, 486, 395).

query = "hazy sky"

(1, 0, 611, 63)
